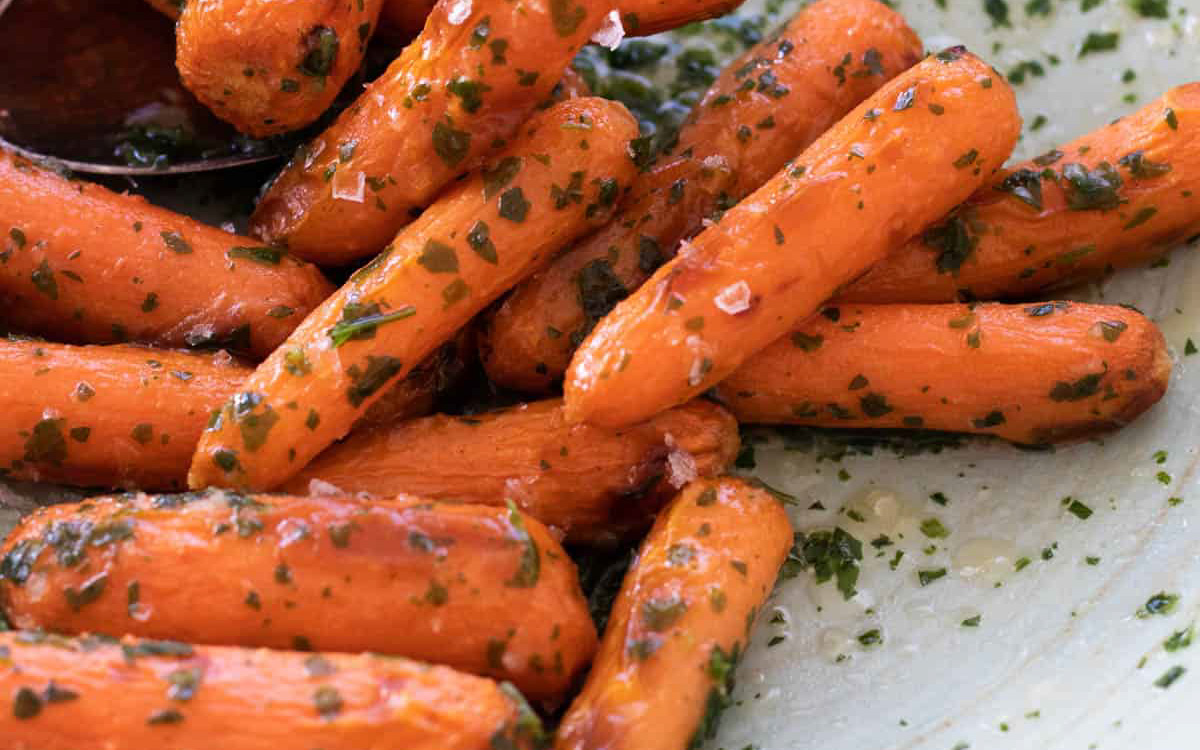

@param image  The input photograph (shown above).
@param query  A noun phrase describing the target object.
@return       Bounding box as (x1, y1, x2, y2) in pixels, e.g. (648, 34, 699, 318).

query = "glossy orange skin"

(190, 98, 638, 492)
(250, 0, 612, 265)
(717, 302, 1170, 444)
(555, 478, 793, 750)
(374, 0, 746, 44)
(283, 399, 739, 543)
(177, 0, 385, 137)
(563, 50, 1022, 428)
(0, 341, 249, 490)
(841, 84, 1200, 303)
(480, 0, 922, 393)
(0, 148, 334, 359)
(0, 632, 539, 750)
(0, 491, 596, 701)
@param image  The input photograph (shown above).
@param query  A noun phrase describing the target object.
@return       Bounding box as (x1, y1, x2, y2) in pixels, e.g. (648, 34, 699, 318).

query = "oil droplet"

(953, 537, 1018, 586)
(819, 628, 856, 664)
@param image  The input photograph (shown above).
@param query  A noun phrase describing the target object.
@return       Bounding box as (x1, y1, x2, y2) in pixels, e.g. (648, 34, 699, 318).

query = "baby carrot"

(0, 148, 334, 359)
(190, 98, 638, 491)
(0, 631, 543, 750)
(481, 0, 922, 392)
(841, 83, 1200, 303)
(282, 398, 739, 543)
(563, 48, 1021, 428)
(376, 0, 752, 45)
(0, 491, 595, 701)
(177, 0, 385, 137)
(717, 302, 1169, 445)
(0, 340, 249, 491)
(249, 0, 613, 265)
(555, 477, 793, 750)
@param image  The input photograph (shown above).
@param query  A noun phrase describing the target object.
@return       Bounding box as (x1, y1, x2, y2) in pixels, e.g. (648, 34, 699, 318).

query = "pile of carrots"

(0, 0, 1195, 745)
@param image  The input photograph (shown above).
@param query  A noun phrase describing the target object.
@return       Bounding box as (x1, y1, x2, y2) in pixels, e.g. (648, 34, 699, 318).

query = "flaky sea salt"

(591, 10, 625, 49)
(665, 434, 698, 488)
(446, 0, 472, 25)
(332, 170, 366, 203)
(308, 479, 345, 497)
(714, 281, 752, 315)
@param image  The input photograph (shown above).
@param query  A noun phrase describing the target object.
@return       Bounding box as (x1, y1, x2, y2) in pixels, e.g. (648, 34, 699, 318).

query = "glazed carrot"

(717, 302, 1169, 444)
(841, 84, 1200, 303)
(555, 477, 793, 750)
(282, 398, 739, 542)
(190, 98, 638, 491)
(0, 491, 595, 701)
(249, 0, 613, 265)
(0, 148, 333, 359)
(563, 48, 1021, 428)
(0, 340, 248, 491)
(177, 0, 385, 137)
(481, 0, 922, 392)
(0, 631, 543, 750)
(376, 0, 749, 45)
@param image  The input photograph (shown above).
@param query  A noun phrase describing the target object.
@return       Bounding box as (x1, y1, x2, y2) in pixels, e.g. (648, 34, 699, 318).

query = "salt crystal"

(591, 10, 625, 49)
(714, 281, 752, 315)
(308, 479, 344, 497)
(664, 434, 698, 488)
(332, 171, 366, 203)
(446, 0, 472, 25)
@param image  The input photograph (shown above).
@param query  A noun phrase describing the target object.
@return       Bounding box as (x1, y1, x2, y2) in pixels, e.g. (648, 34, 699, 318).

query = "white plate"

(715, 2, 1200, 749)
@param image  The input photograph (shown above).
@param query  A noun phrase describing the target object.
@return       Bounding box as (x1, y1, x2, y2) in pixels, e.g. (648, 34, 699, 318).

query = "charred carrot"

(717, 302, 1169, 444)
(0, 340, 248, 491)
(190, 98, 638, 491)
(0, 631, 543, 750)
(563, 48, 1021, 428)
(282, 398, 739, 543)
(555, 477, 793, 750)
(0, 148, 333, 359)
(249, 0, 613, 265)
(481, 0, 922, 392)
(841, 83, 1200, 303)
(177, 0, 385, 137)
(0, 490, 595, 701)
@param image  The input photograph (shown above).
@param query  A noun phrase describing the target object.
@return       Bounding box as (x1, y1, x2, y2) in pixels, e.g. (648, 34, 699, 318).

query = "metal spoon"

(0, 0, 286, 175)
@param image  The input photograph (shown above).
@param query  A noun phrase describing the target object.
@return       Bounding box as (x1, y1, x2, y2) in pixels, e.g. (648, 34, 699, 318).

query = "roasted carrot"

(615, 0, 743, 36)
(282, 398, 739, 543)
(190, 98, 638, 491)
(481, 0, 922, 392)
(555, 477, 793, 750)
(0, 340, 248, 491)
(177, 0, 385, 137)
(718, 302, 1169, 444)
(0, 148, 333, 359)
(563, 48, 1022, 428)
(376, 0, 751, 46)
(0, 631, 543, 750)
(0, 490, 595, 701)
(249, 0, 613, 265)
(841, 83, 1200, 303)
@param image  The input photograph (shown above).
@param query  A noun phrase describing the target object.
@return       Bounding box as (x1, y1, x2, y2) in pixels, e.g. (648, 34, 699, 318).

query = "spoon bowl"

(0, 0, 286, 174)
